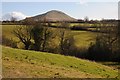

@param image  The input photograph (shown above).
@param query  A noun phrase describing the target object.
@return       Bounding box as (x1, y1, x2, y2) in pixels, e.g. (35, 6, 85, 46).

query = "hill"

(25, 10, 77, 22)
(2, 45, 118, 78)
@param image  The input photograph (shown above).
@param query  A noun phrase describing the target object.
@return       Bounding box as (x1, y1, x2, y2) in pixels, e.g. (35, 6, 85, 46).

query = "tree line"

(9, 19, 74, 56)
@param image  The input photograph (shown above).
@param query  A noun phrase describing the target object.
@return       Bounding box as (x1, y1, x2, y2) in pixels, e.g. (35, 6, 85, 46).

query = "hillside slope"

(2, 46, 118, 78)
(25, 10, 77, 22)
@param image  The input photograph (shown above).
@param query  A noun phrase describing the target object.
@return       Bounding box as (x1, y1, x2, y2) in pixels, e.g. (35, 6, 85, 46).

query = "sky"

(1, 1, 119, 20)
(1, 0, 119, 2)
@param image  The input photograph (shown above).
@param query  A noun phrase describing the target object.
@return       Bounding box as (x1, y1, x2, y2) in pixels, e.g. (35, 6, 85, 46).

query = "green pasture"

(2, 45, 118, 78)
(51, 23, 97, 28)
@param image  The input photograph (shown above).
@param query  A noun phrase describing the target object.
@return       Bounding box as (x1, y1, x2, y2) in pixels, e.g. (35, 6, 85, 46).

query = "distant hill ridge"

(25, 10, 77, 22)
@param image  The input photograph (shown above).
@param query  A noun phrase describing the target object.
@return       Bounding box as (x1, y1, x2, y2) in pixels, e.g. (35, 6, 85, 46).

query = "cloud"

(2, 11, 28, 21)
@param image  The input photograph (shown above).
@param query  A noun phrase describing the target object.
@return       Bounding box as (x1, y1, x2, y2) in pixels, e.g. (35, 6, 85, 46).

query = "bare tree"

(31, 23, 44, 51)
(10, 17, 17, 22)
(88, 21, 118, 61)
(13, 25, 33, 50)
(41, 27, 52, 52)
(115, 20, 120, 61)
(31, 21, 53, 51)
(58, 22, 72, 54)
(84, 16, 89, 22)
(59, 28, 66, 54)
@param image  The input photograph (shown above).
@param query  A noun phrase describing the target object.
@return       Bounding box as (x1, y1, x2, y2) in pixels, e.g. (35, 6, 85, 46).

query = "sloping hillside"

(2, 46, 118, 78)
(25, 10, 77, 22)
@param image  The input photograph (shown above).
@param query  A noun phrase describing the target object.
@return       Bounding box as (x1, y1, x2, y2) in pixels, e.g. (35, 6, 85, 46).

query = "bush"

(87, 38, 111, 61)
(2, 36, 17, 48)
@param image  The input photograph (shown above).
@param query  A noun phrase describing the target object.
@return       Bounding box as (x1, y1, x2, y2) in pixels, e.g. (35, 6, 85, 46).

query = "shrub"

(87, 38, 111, 61)
(2, 35, 17, 48)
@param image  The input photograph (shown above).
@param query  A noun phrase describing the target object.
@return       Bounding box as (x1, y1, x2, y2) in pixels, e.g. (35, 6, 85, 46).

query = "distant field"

(2, 25, 97, 49)
(2, 45, 118, 78)
(2, 25, 18, 39)
(51, 23, 97, 27)
(71, 31, 96, 48)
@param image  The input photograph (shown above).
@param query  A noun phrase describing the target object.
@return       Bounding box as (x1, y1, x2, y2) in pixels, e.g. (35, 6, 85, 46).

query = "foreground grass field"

(2, 45, 118, 78)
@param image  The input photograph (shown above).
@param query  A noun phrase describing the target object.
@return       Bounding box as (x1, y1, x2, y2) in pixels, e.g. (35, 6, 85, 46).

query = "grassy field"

(1, 25, 97, 49)
(71, 30, 96, 48)
(2, 25, 19, 39)
(2, 45, 118, 78)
